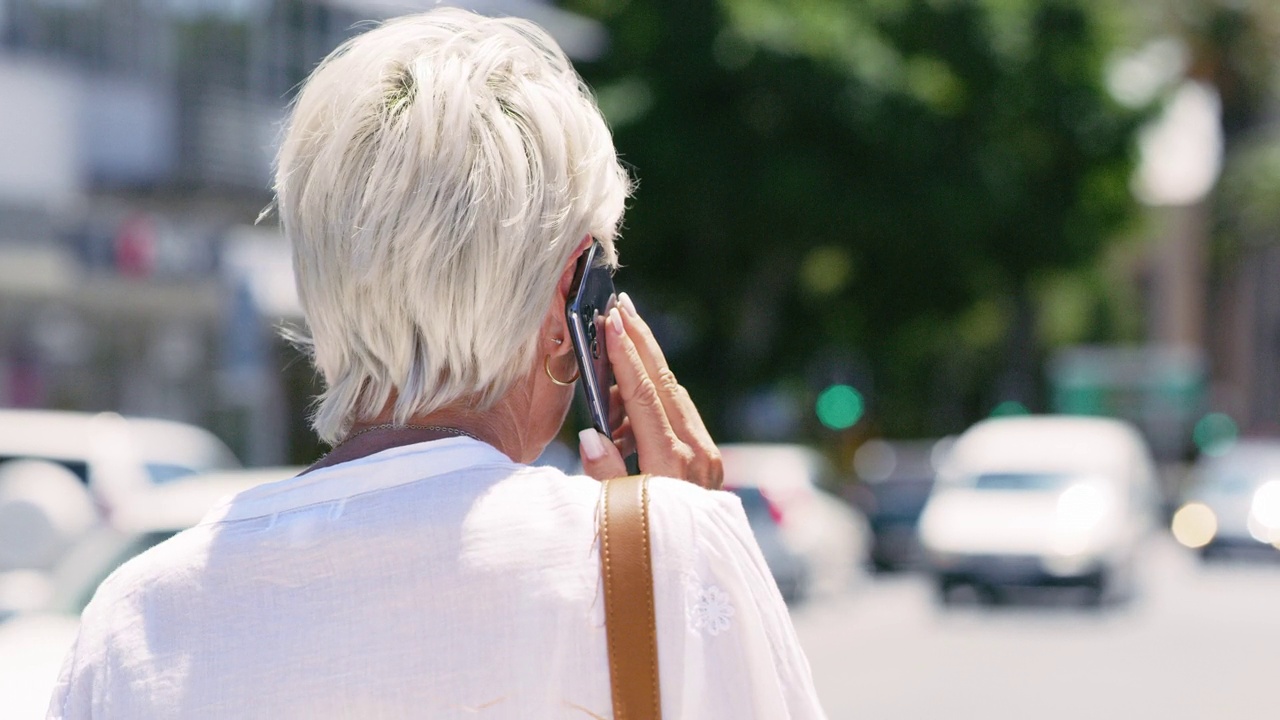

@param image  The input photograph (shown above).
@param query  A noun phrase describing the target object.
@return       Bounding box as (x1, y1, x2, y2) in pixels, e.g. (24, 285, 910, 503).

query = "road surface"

(791, 538, 1280, 719)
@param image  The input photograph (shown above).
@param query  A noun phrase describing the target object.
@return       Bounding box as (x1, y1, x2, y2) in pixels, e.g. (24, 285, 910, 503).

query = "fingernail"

(609, 308, 624, 335)
(619, 292, 637, 317)
(579, 429, 606, 460)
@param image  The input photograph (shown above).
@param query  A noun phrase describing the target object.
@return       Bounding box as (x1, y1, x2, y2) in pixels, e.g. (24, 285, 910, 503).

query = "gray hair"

(274, 8, 631, 443)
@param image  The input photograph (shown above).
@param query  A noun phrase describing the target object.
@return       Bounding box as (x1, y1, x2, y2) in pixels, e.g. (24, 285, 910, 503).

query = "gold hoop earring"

(545, 354, 579, 386)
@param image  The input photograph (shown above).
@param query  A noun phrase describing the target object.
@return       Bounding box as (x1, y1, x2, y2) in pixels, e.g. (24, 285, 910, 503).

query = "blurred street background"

(792, 538, 1280, 718)
(3, 0, 1280, 717)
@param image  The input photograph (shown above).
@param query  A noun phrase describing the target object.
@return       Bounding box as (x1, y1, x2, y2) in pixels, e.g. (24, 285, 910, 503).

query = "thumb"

(578, 429, 627, 480)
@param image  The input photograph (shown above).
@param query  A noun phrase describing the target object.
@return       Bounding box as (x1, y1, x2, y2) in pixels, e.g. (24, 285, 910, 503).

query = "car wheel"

(779, 574, 805, 605)
(1080, 571, 1109, 608)
(934, 576, 960, 606)
(778, 583, 796, 604)
(974, 583, 1005, 607)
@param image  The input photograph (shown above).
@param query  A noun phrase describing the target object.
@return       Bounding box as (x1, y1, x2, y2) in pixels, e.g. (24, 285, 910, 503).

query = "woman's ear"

(543, 314, 572, 354)
(542, 235, 593, 355)
(556, 235, 594, 301)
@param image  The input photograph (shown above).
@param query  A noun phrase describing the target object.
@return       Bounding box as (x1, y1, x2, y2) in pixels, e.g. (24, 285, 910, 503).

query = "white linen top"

(49, 438, 826, 719)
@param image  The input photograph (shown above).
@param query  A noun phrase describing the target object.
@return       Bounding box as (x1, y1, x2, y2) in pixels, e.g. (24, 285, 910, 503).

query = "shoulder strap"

(600, 474, 662, 720)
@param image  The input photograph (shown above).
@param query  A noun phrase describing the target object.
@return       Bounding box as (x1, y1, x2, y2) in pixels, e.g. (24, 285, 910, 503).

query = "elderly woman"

(50, 9, 825, 719)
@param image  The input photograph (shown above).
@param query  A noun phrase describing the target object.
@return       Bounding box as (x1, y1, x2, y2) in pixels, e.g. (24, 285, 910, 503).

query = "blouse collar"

(205, 437, 515, 524)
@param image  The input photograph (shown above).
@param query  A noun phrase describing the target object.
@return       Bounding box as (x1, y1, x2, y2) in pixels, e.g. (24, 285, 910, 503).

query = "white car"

(0, 466, 302, 718)
(720, 443, 870, 597)
(0, 409, 241, 515)
(917, 416, 1159, 606)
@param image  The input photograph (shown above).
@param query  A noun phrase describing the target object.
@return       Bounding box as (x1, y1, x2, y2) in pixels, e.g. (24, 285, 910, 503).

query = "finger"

(616, 295, 714, 448)
(611, 417, 636, 459)
(604, 307, 686, 478)
(578, 429, 627, 481)
(616, 297, 722, 488)
(608, 385, 626, 431)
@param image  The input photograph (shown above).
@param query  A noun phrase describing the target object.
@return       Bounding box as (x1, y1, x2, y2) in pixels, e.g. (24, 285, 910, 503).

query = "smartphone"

(566, 241, 617, 439)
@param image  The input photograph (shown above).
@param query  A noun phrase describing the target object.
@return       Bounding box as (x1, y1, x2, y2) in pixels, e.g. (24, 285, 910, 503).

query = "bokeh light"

(1171, 502, 1218, 549)
(1247, 480, 1280, 544)
(990, 400, 1030, 417)
(1193, 412, 1238, 456)
(816, 384, 864, 430)
(798, 245, 854, 297)
(853, 439, 896, 482)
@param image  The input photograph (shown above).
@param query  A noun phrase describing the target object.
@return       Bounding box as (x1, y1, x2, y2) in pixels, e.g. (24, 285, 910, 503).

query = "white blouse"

(49, 438, 827, 719)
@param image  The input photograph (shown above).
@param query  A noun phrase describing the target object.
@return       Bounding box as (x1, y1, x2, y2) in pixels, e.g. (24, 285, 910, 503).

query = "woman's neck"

(301, 423, 484, 475)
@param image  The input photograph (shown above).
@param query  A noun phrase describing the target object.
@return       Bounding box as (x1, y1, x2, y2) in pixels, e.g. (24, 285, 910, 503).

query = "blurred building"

(0, 0, 603, 464)
(1132, 77, 1280, 443)
(1049, 66, 1280, 465)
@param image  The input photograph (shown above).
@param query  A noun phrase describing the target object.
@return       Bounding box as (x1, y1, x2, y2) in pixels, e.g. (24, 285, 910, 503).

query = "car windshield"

(1201, 471, 1268, 497)
(145, 462, 201, 485)
(966, 472, 1078, 492)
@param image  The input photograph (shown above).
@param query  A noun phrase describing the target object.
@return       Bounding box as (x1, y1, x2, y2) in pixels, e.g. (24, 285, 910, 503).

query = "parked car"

(0, 409, 241, 517)
(0, 460, 99, 574)
(720, 443, 870, 597)
(0, 525, 182, 719)
(724, 485, 809, 603)
(0, 465, 300, 717)
(1172, 439, 1280, 560)
(917, 416, 1159, 606)
(848, 439, 946, 572)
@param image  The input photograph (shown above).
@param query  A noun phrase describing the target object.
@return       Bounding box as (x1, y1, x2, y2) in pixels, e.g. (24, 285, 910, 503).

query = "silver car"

(1172, 440, 1280, 560)
(725, 485, 809, 603)
(720, 443, 870, 598)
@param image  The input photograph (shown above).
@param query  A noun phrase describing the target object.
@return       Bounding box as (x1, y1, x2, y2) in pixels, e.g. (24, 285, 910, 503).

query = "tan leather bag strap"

(600, 474, 662, 720)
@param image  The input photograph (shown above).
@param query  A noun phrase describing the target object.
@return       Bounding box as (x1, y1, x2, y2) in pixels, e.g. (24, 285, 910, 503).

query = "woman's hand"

(578, 293, 723, 489)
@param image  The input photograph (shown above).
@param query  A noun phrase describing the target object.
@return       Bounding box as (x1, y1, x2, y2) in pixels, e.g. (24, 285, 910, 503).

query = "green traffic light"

(816, 384, 864, 430)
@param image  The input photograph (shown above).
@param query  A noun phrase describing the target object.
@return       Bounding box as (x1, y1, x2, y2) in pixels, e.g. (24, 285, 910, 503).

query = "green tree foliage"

(567, 0, 1144, 438)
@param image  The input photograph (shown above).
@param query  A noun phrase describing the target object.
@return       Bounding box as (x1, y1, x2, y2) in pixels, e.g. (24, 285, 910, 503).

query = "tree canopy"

(566, 0, 1146, 439)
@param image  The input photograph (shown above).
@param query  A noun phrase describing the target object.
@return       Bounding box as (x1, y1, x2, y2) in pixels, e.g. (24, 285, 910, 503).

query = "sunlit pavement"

(790, 536, 1280, 719)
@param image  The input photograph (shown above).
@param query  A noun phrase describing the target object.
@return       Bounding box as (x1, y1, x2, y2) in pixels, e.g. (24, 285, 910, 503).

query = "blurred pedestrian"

(49, 8, 824, 719)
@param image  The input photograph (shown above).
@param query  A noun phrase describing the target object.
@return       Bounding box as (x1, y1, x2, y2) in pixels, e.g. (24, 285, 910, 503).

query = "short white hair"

(274, 8, 631, 443)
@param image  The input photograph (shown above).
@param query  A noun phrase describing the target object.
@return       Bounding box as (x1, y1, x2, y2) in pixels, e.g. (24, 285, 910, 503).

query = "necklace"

(341, 423, 484, 445)
(303, 423, 485, 476)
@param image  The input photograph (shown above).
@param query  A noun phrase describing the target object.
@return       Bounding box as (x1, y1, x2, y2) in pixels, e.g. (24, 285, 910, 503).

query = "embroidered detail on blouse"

(688, 584, 735, 636)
